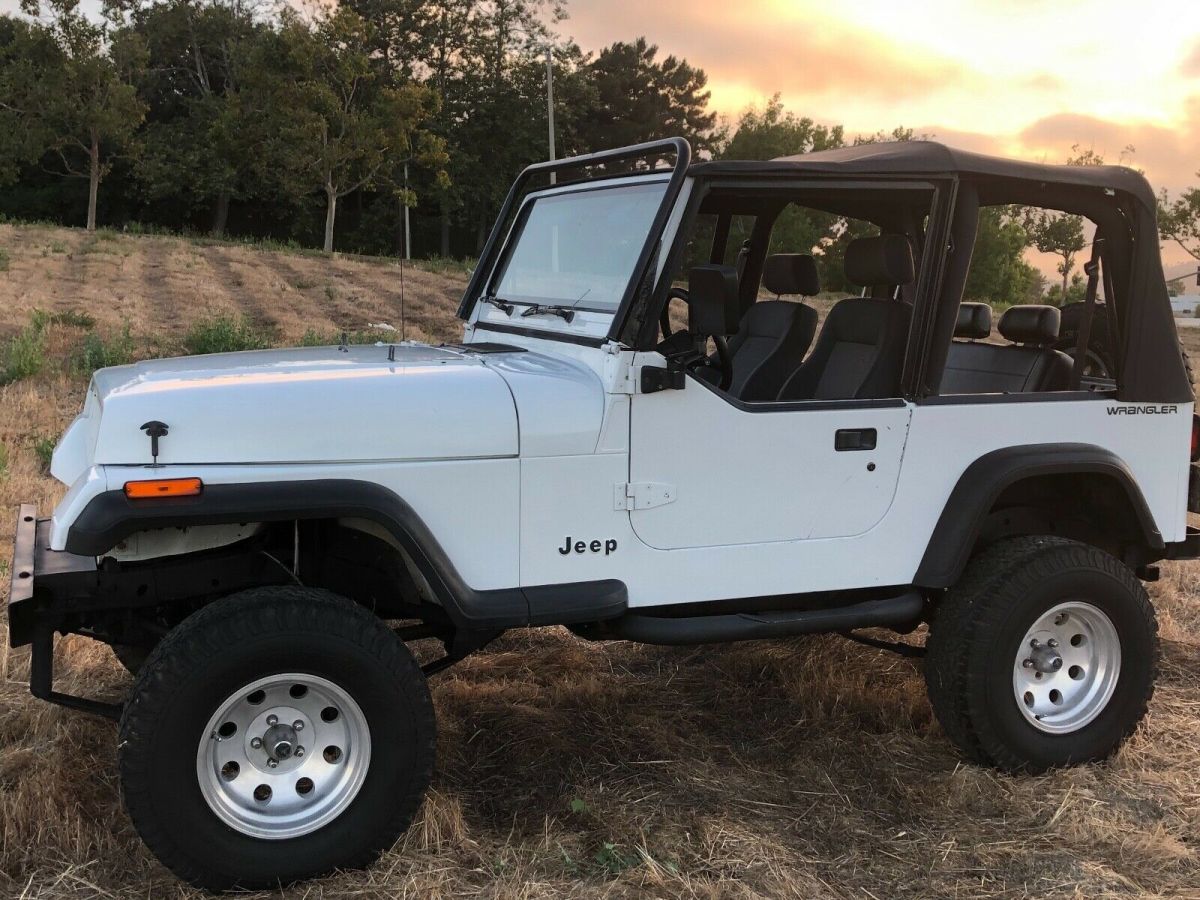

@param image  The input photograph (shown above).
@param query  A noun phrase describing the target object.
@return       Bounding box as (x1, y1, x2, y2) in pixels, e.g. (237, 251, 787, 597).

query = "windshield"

(490, 180, 668, 313)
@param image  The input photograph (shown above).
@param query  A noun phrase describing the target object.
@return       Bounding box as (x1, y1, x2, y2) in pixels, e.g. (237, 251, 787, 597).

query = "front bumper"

(8, 504, 119, 719)
(8, 503, 97, 648)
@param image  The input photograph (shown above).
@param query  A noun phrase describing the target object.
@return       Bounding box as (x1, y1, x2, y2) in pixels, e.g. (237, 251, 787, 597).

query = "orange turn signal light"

(124, 478, 203, 499)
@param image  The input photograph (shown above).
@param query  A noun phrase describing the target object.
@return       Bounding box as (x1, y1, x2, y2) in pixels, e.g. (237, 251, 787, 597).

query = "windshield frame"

(483, 177, 672, 316)
(458, 138, 693, 346)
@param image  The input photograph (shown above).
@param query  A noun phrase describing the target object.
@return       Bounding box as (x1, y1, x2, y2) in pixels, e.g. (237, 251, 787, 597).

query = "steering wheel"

(656, 286, 734, 392)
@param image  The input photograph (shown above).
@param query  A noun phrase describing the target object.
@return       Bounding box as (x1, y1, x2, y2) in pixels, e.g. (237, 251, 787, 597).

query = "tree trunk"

(211, 191, 230, 237)
(1061, 264, 1069, 301)
(86, 130, 100, 232)
(440, 208, 450, 258)
(324, 188, 337, 253)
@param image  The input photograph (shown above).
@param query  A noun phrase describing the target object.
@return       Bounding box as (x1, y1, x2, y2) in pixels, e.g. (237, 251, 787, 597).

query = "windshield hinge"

(614, 482, 677, 511)
(639, 362, 686, 394)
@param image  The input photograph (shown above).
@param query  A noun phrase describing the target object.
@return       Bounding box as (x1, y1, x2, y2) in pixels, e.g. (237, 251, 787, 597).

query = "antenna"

(400, 162, 410, 342)
(399, 248, 407, 343)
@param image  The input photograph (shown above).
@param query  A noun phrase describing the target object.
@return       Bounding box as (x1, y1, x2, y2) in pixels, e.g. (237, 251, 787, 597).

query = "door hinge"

(614, 482, 677, 510)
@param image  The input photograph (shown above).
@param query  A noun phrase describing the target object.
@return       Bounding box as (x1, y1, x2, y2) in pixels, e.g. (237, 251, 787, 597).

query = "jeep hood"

(51, 343, 607, 485)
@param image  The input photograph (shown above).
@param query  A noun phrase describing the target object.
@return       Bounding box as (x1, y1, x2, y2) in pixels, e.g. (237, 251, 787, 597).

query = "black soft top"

(692, 140, 1157, 211)
(693, 140, 1190, 404)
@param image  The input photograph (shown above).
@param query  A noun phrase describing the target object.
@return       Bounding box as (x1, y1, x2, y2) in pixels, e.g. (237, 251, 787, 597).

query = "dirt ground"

(0, 223, 1197, 899)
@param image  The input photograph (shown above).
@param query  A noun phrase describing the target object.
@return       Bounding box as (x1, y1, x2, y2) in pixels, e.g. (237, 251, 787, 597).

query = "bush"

(32, 436, 54, 473)
(75, 326, 134, 374)
(417, 255, 475, 277)
(182, 315, 272, 355)
(0, 247, 9, 272)
(50, 309, 96, 329)
(0, 315, 47, 384)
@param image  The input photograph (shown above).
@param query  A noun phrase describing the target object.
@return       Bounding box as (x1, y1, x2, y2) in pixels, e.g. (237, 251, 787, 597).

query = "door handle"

(835, 428, 877, 451)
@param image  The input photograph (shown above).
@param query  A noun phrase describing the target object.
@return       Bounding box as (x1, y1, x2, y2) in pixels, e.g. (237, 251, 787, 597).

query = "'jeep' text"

(559, 536, 618, 556)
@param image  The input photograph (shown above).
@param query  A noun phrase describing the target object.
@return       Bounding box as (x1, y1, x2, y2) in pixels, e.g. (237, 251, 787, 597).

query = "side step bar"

(585, 591, 925, 646)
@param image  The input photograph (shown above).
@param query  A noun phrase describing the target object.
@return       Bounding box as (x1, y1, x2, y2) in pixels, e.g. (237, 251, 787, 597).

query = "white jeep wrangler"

(10, 139, 1200, 889)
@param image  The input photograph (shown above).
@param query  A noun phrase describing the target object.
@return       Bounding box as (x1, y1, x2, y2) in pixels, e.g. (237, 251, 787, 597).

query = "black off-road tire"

(118, 586, 435, 891)
(111, 643, 149, 675)
(925, 536, 1157, 773)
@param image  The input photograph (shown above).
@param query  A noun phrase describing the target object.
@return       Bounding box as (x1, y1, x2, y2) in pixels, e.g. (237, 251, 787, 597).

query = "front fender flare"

(913, 443, 1162, 588)
(63, 479, 626, 630)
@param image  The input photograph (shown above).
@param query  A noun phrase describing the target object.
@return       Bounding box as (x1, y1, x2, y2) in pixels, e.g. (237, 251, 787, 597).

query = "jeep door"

(627, 383, 912, 549)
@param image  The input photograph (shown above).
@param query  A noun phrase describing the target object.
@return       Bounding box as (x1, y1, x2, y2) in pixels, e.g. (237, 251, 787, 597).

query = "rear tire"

(118, 586, 435, 890)
(925, 536, 1157, 773)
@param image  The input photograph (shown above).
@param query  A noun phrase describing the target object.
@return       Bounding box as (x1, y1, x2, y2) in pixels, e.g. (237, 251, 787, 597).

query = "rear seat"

(941, 304, 1072, 394)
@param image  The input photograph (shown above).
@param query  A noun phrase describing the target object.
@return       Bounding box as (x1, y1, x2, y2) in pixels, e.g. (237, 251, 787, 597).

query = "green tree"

(1044, 272, 1087, 305)
(1159, 175, 1200, 263)
(264, 8, 443, 252)
(964, 206, 1038, 306)
(122, 0, 267, 236)
(1022, 208, 1084, 302)
(1022, 145, 1118, 302)
(3, 0, 145, 230)
(575, 38, 720, 154)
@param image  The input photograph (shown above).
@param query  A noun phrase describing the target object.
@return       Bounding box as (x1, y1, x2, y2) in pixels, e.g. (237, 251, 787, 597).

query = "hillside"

(0, 224, 1197, 899)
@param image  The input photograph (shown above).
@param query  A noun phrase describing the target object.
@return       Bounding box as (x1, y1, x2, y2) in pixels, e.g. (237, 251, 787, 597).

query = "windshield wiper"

(520, 304, 576, 324)
(481, 296, 514, 316)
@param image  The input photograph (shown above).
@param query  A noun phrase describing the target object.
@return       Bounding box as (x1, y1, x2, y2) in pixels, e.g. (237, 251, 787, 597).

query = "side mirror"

(687, 264, 740, 337)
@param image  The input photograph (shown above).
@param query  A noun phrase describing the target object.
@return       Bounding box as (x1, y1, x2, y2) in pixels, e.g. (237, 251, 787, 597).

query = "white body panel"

(54, 346, 519, 479)
(629, 386, 912, 547)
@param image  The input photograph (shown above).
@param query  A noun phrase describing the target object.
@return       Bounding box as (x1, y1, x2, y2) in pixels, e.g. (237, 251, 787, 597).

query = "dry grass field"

(0, 222, 1197, 899)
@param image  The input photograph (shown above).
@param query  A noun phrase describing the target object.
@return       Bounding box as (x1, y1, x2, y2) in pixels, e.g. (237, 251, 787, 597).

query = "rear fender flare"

(913, 443, 1161, 588)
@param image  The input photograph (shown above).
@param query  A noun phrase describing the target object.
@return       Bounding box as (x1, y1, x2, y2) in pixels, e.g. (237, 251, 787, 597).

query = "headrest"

(955, 302, 992, 340)
(844, 235, 915, 288)
(998, 304, 1060, 345)
(762, 254, 820, 297)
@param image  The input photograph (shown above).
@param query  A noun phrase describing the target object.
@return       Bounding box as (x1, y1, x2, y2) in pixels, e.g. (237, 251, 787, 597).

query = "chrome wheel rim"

(1012, 601, 1121, 734)
(196, 673, 371, 839)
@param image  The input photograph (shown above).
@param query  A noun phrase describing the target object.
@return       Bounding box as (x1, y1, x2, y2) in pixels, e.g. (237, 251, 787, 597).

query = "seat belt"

(1070, 237, 1104, 391)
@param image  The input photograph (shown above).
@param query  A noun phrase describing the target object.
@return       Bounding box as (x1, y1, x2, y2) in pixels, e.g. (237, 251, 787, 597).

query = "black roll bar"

(456, 137, 693, 334)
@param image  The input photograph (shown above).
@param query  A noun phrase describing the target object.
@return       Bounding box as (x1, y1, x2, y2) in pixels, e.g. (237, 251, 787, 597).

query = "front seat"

(777, 235, 915, 401)
(724, 254, 820, 401)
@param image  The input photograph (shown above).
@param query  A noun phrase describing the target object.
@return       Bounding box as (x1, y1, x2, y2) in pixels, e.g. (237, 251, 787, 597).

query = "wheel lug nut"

(293, 720, 304, 731)
(1022, 659, 1034, 669)
(251, 737, 263, 749)
(266, 715, 278, 726)
(1030, 639, 1040, 648)
(1048, 638, 1059, 648)
(295, 747, 304, 758)
(267, 758, 278, 768)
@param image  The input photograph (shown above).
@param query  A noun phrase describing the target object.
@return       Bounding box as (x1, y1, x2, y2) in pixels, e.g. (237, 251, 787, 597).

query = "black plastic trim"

(63, 481, 628, 631)
(1166, 526, 1200, 560)
(685, 369, 908, 412)
(919, 390, 1112, 405)
(914, 443, 1163, 588)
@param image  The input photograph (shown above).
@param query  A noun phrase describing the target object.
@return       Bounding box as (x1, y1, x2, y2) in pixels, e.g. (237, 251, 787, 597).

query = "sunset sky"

(567, 0, 1200, 204)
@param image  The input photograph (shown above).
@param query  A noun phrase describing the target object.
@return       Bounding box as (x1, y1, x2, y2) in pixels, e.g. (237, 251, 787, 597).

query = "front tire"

(118, 586, 435, 890)
(925, 536, 1157, 773)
